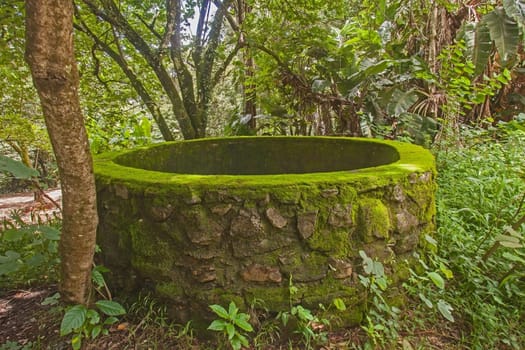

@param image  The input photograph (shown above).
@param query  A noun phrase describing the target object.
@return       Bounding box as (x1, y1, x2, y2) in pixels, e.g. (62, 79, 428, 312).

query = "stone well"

(94, 136, 435, 326)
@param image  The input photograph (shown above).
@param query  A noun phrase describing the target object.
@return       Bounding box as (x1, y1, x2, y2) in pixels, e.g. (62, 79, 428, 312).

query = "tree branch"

(80, 0, 196, 138)
(74, 13, 175, 140)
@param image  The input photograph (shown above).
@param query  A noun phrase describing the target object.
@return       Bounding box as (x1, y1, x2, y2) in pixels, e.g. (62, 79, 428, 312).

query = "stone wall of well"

(96, 169, 435, 326)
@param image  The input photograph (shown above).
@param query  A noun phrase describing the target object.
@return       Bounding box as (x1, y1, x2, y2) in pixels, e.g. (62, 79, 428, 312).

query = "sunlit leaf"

(428, 272, 445, 289)
(437, 300, 454, 322)
(209, 304, 229, 319)
(333, 298, 347, 311)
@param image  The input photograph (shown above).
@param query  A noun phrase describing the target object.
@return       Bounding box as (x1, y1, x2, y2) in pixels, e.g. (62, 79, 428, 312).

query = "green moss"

(357, 198, 392, 243)
(244, 286, 289, 310)
(307, 229, 352, 257)
(94, 137, 435, 189)
(156, 282, 184, 298)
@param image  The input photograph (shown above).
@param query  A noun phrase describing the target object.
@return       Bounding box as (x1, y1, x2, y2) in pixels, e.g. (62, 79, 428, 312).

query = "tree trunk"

(25, 0, 98, 305)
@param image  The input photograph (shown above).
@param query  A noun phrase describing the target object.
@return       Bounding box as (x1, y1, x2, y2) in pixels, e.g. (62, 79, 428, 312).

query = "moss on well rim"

(94, 136, 435, 189)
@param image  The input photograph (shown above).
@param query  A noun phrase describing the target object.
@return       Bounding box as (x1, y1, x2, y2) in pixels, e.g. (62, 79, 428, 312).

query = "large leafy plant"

(459, 0, 525, 74)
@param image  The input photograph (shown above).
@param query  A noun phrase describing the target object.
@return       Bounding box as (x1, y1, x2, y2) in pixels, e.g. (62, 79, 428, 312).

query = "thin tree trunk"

(25, 0, 98, 305)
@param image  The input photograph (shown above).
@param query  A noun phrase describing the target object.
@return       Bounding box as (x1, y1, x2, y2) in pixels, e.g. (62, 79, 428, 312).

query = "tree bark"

(25, 0, 98, 305)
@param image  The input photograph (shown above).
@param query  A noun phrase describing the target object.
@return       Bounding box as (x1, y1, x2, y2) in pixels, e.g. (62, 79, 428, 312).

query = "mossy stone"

(94, 136, 436, 328)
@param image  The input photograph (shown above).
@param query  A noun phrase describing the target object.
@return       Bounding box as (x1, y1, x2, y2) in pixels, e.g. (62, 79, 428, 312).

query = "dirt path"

(0, 189, 62, 225)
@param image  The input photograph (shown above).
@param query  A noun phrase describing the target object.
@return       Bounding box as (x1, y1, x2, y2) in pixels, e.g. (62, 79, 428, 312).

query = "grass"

(430, 127, 525, 349)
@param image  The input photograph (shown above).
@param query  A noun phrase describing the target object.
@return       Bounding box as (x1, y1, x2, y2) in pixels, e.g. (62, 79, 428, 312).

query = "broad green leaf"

(437, 300, 455, 322)
(483, 8, 520, 66)
(345, 60, 392, 91)
(237, 333, 250, 347)
(280, 311, 289, 326)
(297, 305, 314, 321)
(428, 272, 445, 289)
(228, 301, 238, 319)
(0, 250, 21, 262)
(360, 250, 374, 275)
(95, 300, 126, 316)
(209, 304, 229, 319)
(376, 276, 388, 291)
(0, 155, 39, 179)
(386, 89, 419, 117)
(26, 253, 45, 266)
(230, 336, 242, 350)
(472, 22, 493, 75)
(333, 298, 347, 311)
(103, 316, 118, 325)
(226, 323, 235, 340)
(92, 270, 105, 288)
(91, 325, 102, 339)
(41, 293, 60, 306)
(208, 319, 226, 331)
(61, 305, 87, 336)
(503, 0, 525, 25)
(0, 260, 22, 275)
(234, 316, 253, 332)
(439, 263, 454, 279)
(373, 261, 385, 278)
(2, 229, 24, 242)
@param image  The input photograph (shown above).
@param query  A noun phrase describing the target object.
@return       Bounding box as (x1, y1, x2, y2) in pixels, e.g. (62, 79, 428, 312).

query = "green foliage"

(60, 300, 125, 350)
(0, 221, 60, 286)
(275, 276, 330, 348)
(208, 301, 253, 350)
(87, 115, 153, 154)
(57, 265, 126, 350)
(460, 2, 525, 72)
(431, 127, 525, 348)
(0, 155, 39, 179)
(0, 341, 33, 350)
(358, 251, 401, 348)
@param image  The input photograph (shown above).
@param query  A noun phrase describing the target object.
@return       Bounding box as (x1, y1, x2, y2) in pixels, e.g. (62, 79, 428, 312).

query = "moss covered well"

(94, 136, 436, 326)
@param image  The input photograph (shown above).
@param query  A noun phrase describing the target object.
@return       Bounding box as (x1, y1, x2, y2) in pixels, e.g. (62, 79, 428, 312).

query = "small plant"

(208, 301, 254, 350)
(276, 276, 330, 349)
(56, 261, 126, 349)
(358, 250, 401, 348)
(60, 299, 126, 350)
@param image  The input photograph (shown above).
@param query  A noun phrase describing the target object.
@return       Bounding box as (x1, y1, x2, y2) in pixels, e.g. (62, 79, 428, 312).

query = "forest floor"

(0, 190, 463, 349)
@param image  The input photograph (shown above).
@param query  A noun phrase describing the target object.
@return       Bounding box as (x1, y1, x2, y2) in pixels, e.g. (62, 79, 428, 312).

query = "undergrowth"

(430, 126, 525, 349)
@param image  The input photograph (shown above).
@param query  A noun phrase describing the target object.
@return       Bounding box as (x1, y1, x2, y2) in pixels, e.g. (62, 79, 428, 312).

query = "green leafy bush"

(433, 127, 525, 349)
